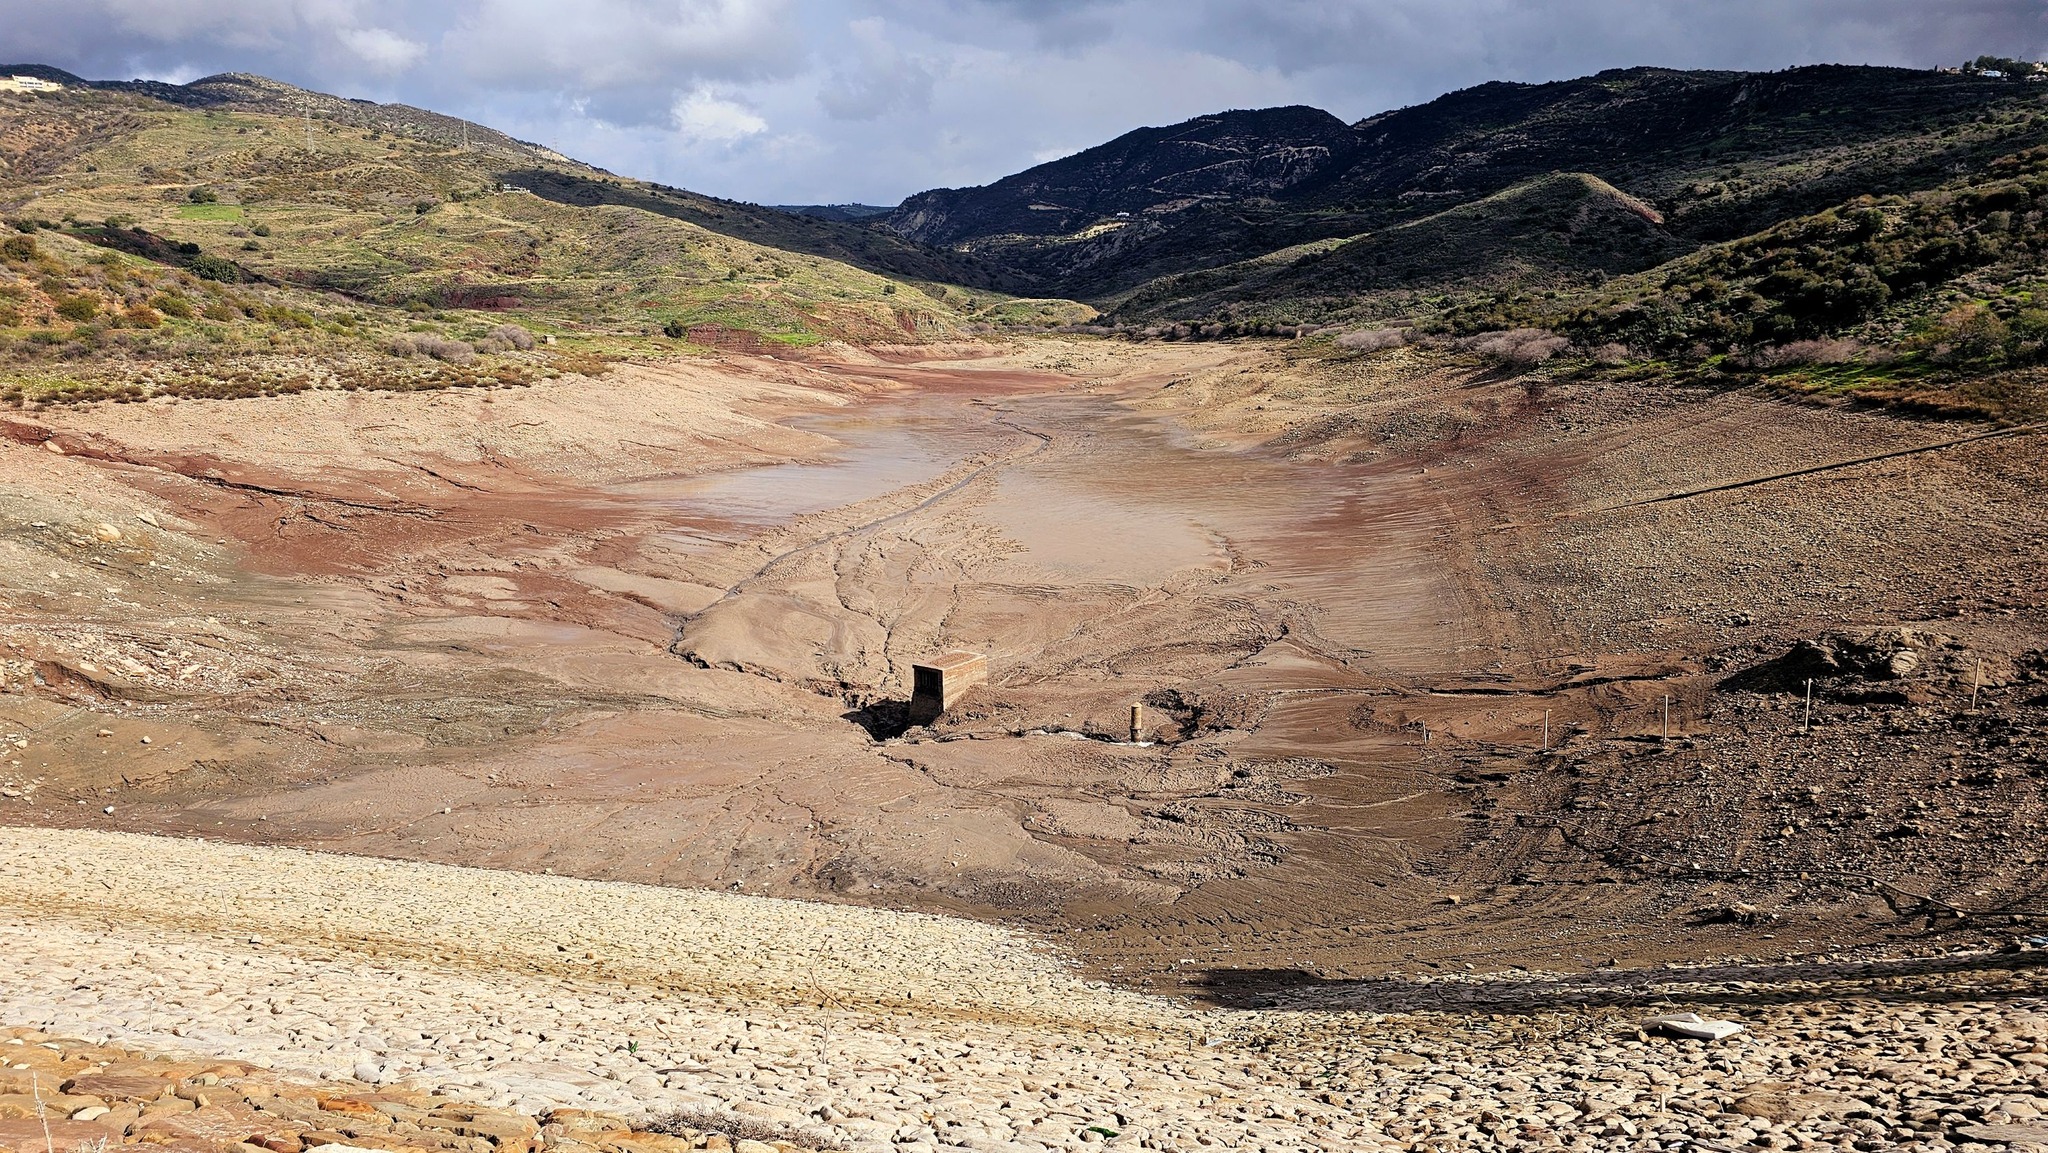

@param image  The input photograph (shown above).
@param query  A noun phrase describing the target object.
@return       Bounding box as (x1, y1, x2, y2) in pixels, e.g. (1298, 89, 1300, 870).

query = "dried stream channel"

(3, 342, 2045, 1003)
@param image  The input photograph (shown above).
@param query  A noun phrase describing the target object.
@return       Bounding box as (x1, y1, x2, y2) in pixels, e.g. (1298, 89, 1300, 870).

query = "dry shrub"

(548, 348, 613, 377)
(1466, 327, 1569, 366)
(1736, 337, 1875, 370)
(476, 323, 536, 353)
(1744, 338, 1876, 369)
(1590, 342, 1633, 366)
(389, 334, 476, 364)
(1335, 327, 1407, 353)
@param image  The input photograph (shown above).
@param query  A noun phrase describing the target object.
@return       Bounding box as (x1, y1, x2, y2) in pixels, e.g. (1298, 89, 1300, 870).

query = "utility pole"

(304, 109, 312, 151)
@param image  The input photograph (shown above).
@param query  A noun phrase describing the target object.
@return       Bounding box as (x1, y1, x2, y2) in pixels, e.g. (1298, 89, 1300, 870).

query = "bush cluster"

(389, 333, 476, 364)
(1465, 328, 1570, 366)
(1335, 327, 1408, 353)
(475, 324, 536, 352)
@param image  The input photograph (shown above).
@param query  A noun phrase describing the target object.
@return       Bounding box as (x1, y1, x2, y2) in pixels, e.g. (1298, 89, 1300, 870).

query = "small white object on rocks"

(1647, 1012, 1745, 1041)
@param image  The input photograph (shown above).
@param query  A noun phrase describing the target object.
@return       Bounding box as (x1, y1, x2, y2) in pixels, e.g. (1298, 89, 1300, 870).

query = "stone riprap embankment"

(4, 828, 2048, 1152)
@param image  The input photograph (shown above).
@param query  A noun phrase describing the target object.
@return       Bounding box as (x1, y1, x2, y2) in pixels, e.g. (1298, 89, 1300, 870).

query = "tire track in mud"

(666, 413, 1054, 668)
(685, 414, 1053, 614)
(1581, 421, 2044, 516)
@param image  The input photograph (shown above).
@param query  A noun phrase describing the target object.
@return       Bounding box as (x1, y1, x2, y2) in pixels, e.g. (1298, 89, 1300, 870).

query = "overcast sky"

(6, 0, 2045, 205)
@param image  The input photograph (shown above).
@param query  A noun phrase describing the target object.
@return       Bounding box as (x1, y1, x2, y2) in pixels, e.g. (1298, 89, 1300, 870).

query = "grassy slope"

(6, 65, 1017, 295)
(1408, 146, 2048, 421)
(1111, 173, 1686, 324)
(1079, 74, 2048, 421)
(0, 82, 1072, 405)
(1120, 145, 2048, 422)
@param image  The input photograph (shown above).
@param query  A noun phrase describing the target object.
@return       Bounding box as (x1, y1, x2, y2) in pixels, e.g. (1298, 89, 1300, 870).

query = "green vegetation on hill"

(0, 74, 1072, 406)
(1527, 150, 2048, 352)
(1390, 146, 2048, 418)
(5, 59, 2046, 422)
(0, 223, 551, 406)
(1114, 173, 1685, 325)
(887, 66, 2048, 302)
(878, 65, 2046, 421)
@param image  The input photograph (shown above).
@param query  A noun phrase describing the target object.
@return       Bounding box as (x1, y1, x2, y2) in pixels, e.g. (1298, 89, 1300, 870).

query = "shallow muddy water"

(616, 400, 983, 549)
(635, 384, 1470, 677)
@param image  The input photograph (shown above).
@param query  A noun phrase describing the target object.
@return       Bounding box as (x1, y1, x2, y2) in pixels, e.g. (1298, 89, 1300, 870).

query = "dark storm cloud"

(1181, 0, 2048, 82)
(4, 0, 2044, 202)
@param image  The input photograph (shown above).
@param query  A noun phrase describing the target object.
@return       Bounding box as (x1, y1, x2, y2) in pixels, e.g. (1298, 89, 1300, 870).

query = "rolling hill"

(0, 67, 1074, 405)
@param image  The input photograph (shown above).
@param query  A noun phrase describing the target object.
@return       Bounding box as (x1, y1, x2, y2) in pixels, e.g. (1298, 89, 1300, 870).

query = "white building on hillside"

(0, 76, 63, 93)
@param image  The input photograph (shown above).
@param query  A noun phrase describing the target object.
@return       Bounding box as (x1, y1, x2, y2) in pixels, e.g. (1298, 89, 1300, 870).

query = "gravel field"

(7, 828, 2048, 1152)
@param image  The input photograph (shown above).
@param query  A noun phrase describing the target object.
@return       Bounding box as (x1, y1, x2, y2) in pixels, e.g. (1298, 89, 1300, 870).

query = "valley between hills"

(1, 58, 2046, 1153)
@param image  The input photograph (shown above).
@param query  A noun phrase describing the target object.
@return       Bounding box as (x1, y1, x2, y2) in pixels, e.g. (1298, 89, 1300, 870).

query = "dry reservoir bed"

(4, 340, 2048, 1150)
(5, 827, 2048, 1153)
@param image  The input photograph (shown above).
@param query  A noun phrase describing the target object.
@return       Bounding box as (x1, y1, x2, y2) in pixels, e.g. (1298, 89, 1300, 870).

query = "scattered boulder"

(1645, 1012, 1744, 1041)
(1692, 902, 1778, 927)
(1720, 626, 1955, 703)
(1956, 1122, 2048, 1146)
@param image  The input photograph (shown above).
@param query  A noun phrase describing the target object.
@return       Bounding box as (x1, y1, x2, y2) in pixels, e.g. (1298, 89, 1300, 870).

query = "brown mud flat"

(1, 340, 2044, 1004)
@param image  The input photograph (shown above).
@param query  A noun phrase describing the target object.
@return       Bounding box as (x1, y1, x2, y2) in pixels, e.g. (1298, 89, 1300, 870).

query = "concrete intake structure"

(909, 651, 988, 724)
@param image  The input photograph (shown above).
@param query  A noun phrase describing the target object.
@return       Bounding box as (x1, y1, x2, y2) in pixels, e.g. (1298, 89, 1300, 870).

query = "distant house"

(1980, 70, 2007, 79)
(2028, 73, 2047, 83)
(0, 76, 63, 93)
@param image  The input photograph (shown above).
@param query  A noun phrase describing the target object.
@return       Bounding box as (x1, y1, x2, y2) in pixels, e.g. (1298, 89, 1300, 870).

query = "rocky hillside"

(888, 105, 1356, 248)
(1113, 172, 1686, 324)
(880, 65, 2048, 301)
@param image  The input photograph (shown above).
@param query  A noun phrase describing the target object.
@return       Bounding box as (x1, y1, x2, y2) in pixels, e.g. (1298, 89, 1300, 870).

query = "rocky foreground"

(3, 829, 2046, 1153)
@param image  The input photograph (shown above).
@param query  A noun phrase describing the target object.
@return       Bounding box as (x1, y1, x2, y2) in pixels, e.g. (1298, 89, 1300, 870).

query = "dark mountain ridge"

(889, 105, 1358, 246)
(882, 65, 2048, 302)
(771, 204, 895, 222)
